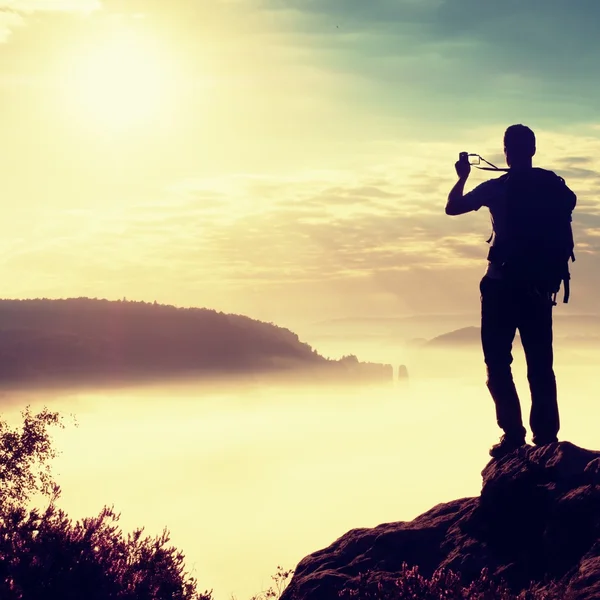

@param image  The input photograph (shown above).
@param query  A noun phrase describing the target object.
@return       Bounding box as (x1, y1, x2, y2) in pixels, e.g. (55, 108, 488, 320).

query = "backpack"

(486, 168, 576, 303)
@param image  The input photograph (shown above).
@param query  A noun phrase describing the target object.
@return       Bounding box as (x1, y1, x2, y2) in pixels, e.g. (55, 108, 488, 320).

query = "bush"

(0, 407, 64, 508)
(337, 564, 565, 600)
(248, 566, 294, 600)
(0, 407, 212, 600)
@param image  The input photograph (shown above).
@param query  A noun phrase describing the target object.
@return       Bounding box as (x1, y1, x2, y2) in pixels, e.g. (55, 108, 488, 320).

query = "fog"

(1, 339, 598, 600)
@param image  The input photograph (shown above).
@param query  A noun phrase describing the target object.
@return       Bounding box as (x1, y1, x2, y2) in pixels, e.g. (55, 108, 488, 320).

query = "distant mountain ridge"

(309, 314, 600, 345)
(424, 324, 600, 348)
(0, 298, 392, 387)
(425, 326, 482, 347)
(424, 326, 523, 348)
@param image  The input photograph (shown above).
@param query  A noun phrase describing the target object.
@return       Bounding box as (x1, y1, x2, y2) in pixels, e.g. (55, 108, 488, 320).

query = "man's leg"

(518, 290, 559, 445)
(480, 277, 526, 441)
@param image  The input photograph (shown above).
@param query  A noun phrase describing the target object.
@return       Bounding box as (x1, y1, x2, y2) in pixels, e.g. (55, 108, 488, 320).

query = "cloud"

(1, 3, 600, 320)
(0, 0, 97, 12)
(1, 1, 96, 8)
(0, 0, 98, 41)
(2, 163, 597, 320)
(252, 0, 600, 129)
(8, 124, 600, 288)
(0, 9, 23, 41)
(84, 128, 600, 313)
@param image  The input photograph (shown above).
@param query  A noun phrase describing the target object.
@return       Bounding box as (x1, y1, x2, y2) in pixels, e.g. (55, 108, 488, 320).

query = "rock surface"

(281, 442, 600, 600)
(397, 365, 409, 381)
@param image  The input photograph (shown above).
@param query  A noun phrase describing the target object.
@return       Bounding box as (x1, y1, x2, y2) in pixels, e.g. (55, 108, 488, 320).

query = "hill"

(0, 298, 392, 388)
(308, 314, 600, 349)
(425, 326, 524, 348)
(425, 326, 482, 347)
(424, 325, 600, 351)
(423, 316, 600, 349)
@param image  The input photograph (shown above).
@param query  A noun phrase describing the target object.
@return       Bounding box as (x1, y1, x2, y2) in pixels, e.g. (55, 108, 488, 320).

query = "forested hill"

(0, 298, 391, 387)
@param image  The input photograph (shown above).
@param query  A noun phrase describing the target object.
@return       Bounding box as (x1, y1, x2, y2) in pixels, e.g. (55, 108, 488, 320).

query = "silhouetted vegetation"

(0, 408, 212, 600)
(336, 565, 565, 600)
(248, 566, 294, 600)
(0, 407, 63, 508)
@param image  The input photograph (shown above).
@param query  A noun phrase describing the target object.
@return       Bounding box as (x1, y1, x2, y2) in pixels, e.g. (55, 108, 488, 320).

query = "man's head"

(504, 124, 536, 167)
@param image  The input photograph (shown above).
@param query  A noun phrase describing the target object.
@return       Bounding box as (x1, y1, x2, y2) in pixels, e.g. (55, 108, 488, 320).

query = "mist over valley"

(1, 301, 599, 599)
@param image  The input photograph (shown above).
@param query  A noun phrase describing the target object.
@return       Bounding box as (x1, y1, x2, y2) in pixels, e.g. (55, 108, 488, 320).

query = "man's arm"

(445, 152, 488, 215)
(446, 176, 472, 215)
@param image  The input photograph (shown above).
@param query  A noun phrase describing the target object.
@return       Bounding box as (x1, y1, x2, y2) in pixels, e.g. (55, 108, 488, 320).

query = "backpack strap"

(563, 274, 571, 304)
(484, 173, 509, 244)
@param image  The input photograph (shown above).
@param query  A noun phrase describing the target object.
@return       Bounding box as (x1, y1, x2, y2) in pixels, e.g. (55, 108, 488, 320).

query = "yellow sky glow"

(63, 28, 175, 131)
(0, 2, 598, 325)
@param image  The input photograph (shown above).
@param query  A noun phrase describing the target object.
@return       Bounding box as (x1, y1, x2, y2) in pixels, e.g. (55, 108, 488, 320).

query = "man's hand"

(455, 152, 471, 180)
(446, 152, 477, 215)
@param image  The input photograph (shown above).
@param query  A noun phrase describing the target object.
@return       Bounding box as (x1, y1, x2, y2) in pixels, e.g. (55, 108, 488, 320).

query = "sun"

(66, 31, 173, 132)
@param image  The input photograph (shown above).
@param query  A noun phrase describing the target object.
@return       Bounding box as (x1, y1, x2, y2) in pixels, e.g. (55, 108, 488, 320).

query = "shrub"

(338, 564, 565, 600)
(0, 407, 64, 508)
(0, 407, 212, 600)
(248, 566, 294, 600)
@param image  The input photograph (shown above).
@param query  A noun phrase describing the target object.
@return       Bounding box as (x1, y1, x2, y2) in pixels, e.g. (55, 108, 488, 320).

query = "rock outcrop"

(282, 442, 600, 600)
(397, 365, 409, 382)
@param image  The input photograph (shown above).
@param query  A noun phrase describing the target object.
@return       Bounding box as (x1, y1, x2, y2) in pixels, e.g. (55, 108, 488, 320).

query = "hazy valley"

(1, 301, 599, 598)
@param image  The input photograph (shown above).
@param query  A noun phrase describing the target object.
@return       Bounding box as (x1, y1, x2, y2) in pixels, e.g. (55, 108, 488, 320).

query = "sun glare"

(66, 31, 174, 132)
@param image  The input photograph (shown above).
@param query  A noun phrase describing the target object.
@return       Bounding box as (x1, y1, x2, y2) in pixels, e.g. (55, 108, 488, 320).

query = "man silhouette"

(445, 125, 576, 458)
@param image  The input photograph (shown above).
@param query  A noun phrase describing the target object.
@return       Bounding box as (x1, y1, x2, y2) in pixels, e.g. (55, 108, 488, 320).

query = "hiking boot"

(489, 434, 526, 459)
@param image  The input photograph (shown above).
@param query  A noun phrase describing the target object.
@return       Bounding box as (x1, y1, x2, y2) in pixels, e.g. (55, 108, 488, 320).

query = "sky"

(1, 0, 600, 328)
